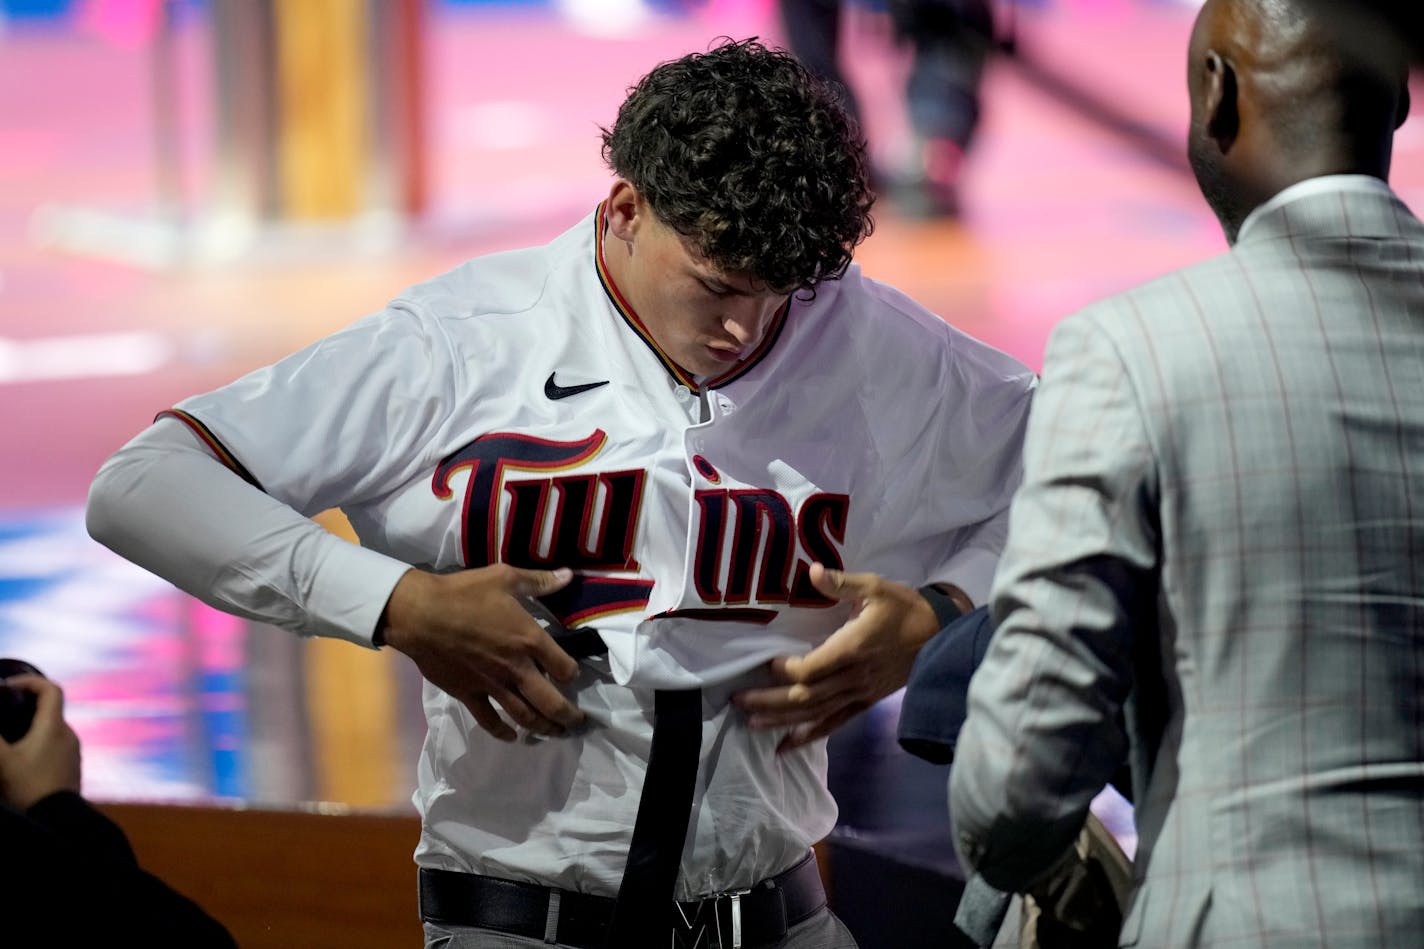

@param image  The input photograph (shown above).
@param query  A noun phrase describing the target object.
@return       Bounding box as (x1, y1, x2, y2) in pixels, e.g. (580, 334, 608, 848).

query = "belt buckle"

(714, 887, 752, 949)
(671, 896, 711, 949)
(672, 887, 753, 949)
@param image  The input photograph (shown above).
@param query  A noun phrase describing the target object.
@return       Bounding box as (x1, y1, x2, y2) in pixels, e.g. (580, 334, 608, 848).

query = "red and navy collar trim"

(592, 202, 788, 394)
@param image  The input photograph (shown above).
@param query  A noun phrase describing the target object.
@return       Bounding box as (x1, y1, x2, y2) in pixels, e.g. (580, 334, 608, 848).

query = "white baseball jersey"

(94, 204, 1035, 897)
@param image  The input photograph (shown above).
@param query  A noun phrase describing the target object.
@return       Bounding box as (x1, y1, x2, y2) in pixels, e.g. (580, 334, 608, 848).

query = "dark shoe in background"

(884, 137, 966, 219)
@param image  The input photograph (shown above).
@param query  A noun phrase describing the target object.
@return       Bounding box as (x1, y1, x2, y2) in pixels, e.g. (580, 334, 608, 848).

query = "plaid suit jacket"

(949, 178, 1424, 948)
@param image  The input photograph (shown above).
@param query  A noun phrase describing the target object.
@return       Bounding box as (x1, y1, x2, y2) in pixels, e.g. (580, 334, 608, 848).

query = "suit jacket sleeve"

(948, 308, 1159, 892)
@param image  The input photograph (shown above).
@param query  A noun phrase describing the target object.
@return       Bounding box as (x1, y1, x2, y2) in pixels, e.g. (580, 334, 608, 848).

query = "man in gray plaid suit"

(948, 0, 1423, 945)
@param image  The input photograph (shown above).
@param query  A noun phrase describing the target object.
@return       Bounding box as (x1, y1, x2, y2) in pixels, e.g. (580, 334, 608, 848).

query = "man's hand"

(0, 674, 82, 810)
(379, 564, 587, 742)
(733, 563, 951, 752)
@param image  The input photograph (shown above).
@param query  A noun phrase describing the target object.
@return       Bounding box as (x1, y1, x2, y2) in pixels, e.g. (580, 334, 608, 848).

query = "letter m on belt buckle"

(671, 888, 753, 948)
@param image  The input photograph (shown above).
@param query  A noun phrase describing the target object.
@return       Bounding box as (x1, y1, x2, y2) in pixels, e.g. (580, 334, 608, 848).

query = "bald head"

(1187, 0, 1411, 242)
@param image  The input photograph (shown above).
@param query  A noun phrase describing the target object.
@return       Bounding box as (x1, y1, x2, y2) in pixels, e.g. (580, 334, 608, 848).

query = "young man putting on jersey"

(88, 39, 1034, 948)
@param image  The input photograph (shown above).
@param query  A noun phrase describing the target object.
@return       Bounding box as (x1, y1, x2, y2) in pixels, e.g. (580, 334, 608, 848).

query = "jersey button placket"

(673, 384, 702, 426)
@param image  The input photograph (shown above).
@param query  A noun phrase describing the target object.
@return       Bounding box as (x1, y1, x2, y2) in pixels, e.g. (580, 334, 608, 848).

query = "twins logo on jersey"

(433, 430, 848, 627)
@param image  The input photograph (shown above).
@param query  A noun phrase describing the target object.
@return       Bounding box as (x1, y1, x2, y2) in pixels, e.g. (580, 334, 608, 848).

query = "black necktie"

(606, 688, 703, 946)
(544, 620, 704, 947)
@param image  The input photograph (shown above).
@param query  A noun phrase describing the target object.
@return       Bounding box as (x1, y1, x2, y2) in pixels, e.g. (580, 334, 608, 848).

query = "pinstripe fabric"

(949, 181, 1424, 948)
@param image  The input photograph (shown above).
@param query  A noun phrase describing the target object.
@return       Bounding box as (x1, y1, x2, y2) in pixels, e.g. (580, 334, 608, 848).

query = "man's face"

(619, 211, 791, 378)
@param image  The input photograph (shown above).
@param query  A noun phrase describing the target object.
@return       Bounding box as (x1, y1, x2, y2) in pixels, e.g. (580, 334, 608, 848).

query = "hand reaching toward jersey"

(0, 675, 83, 810)
(379, 565, 587, 742)
(733, 563, 952, 752)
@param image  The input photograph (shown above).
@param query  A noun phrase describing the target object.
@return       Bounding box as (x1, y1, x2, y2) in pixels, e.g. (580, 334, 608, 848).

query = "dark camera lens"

(0, 658, 45, 743)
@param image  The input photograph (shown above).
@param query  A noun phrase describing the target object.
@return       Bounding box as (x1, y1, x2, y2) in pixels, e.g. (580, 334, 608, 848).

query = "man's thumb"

(519, 566, 574, 595)
(809, 562, 848, 599)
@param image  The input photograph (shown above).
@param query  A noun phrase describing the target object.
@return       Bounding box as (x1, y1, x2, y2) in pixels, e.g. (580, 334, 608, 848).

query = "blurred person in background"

(779, 0, 996, 217)
(0, 667, 237, 947)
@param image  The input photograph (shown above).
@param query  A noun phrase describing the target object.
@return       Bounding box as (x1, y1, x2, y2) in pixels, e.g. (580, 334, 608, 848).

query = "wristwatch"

(917, 582, 968, 631)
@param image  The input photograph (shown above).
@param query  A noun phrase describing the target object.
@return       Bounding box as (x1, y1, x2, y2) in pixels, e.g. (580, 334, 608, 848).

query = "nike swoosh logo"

(544, 372, 610, 400)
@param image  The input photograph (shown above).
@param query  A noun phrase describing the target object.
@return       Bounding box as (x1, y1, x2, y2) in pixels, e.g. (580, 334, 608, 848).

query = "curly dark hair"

(601, 37, 875, 293)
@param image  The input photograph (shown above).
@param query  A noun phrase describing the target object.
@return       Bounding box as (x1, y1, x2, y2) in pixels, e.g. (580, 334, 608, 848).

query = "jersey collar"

(593, 201, 788, 394)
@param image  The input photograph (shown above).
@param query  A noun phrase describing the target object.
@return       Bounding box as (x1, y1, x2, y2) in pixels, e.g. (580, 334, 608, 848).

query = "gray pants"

(422, 906, 859, 949)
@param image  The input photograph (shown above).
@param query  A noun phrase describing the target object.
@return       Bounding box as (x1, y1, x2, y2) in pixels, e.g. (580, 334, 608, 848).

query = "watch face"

(0, 658, 44, 743)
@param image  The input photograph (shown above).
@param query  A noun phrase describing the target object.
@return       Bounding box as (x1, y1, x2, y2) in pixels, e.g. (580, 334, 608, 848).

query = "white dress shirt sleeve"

(86, 302, 468, 646)
(86, 413, 413, 647)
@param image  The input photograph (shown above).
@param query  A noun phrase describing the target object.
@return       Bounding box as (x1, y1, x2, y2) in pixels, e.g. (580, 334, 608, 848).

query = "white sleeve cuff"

(304, 539, 412, 648)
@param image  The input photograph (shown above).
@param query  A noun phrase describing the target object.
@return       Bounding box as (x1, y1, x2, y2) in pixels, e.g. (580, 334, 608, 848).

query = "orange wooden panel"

(101, 803, 422, 949)
(273, 0, 369, 219)
(307, 508, 406, 807)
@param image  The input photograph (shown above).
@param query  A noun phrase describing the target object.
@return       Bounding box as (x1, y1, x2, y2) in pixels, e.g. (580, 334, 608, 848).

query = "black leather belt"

(419, 851, 827, 948)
